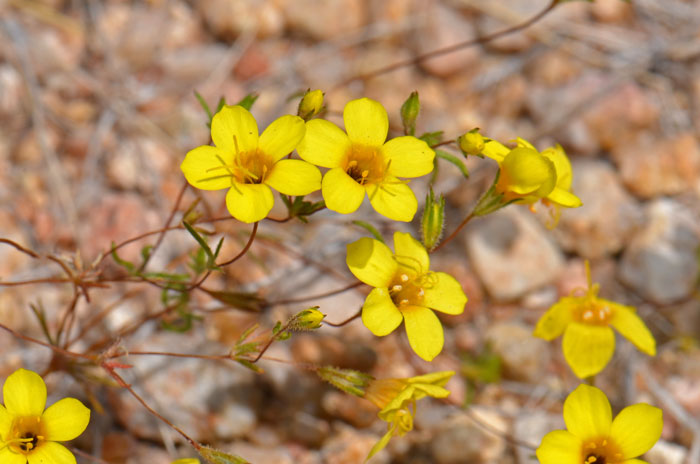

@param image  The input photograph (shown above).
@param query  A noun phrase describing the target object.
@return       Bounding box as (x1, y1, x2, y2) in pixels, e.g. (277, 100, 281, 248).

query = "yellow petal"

(225, 183, 274, 223)
(322, 167, 365, 214)
(422, 272, 467, 315)
(346, 237, 397, 288)
(542, 145, 573, 190)
(180, 145, 233, 190)
(297, 119, 351, 168)
(407, 371, 454, 387)
(533, 299, 574, 341)
(609, 303, 656, 356)
(259, 115, 306, 162)
(0, 447, 27, 464)
(42, 398, 90, 442)
(410, 383, 450, 400)
(0, 404, 11, 442)
(563, 384, 612, 442)
(343, 98, 388, 147)
(381, 136, 435, 178)
(28, 441, 76, 464)
(211, 105, 259, 154)
(610, 404, 662, 459)
(402, 306, 444, 361)
(536, 430, 582, 464)
(392, 232, 429, 275)
(515, 137, 536, 149)
(500, 147, 556, 196)
(482, 140, 510, 163)
(562, 322, 615, 379)
(622, 460, 649, 464)
(265, 159, 321, 196)
(362, 288, 403, 336)
(366, 426, 395, 462)
(367, 177, 418, 222)
(3, 369, 46, 417)
(546, 187, 583, 208)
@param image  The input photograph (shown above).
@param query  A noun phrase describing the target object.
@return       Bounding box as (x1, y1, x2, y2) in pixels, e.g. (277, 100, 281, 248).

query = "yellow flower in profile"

(297, 98, 435, 222)
(346, 232, 467, 361)
(482, 137, 582, 209)
(364, 371, 454, 461)
(537, 384, 662, 464)
(534, 261, 656, 379)
(181, 105, 321, 223)
(0, 369, 90, 464)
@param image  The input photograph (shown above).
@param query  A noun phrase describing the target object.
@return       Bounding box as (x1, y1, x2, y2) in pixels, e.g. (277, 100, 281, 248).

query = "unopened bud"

(317, 366, 373, 397)
(298, 89, 324, 121)
(171, 459, 201, 464)
(421, 189, 445, 251)
(289, 306, 325, 331)
(458, 129, 485, 156)
(400, 91, 420, 136)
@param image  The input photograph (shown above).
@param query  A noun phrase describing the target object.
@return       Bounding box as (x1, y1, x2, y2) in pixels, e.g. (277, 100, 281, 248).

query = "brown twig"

(324, 307, 362, 327)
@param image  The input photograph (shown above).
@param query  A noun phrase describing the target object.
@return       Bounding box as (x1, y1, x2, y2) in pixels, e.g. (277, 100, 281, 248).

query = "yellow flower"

(297, 98, 435, 222)
(181, 105, 321, 223)
(482, 137, 582, 209)
(0, 369, 90, 464)
(534, 261, 656, 379)
(364, 371, 454, 461)
(537, 384, 662, 464)
(171, 459, 200, 464)
(346, 232, 467, 361)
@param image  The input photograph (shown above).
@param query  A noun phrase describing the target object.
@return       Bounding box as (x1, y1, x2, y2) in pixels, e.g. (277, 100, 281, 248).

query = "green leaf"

(419, 130, 443, 147)
(194, 90, 214, 122)
(236, 359, 264, 374)
(435, 150, 469, 178)
(183, 221, 219, 270)
(236, 93, 259, 111)
(352, 221, 385, 243)
(201, 289, 264, 312)
(110, 243, 136, 274)
(199, 445, 250, 464)
(400, 91, 420, 136)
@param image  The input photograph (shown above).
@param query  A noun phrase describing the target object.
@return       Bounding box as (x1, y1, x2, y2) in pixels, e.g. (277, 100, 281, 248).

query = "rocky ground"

(1, 0, 699, 463)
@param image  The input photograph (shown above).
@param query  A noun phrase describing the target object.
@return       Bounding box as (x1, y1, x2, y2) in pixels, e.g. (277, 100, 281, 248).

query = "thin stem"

(215, 221, 258, 267)
(267, 281, 363, 306)
(333, 0, 559, 90)
(432, 212, 475, 253)
(0, 238, 40, 258)
(324, 308, 362, 327)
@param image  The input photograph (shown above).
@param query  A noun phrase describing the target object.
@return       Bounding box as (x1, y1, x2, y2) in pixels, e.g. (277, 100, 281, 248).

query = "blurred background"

(0, 0, 699, 463)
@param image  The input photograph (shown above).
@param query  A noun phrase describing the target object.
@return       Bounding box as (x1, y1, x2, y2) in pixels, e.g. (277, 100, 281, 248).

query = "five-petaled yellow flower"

(0, 369, 90, 464)
(534, 261, 656, 379)
(181, 105, 321, 223)
(364, 371, 454, 461)
(537, 384, 662, 464)
(483, 137, 582, 209)
(346, 232, 467, 361)
(297, 97, 435, 222)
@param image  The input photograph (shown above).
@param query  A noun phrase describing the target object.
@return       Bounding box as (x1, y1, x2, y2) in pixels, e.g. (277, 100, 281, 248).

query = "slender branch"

(267, 281, 363, 306)
(0, 323, 94, 360)
(215, 221, 259, 267)
(333, 0, 559, 90)
(324, 308, 362, 327)
(432, 212, 474, 252)
(0, 238, 40, 258)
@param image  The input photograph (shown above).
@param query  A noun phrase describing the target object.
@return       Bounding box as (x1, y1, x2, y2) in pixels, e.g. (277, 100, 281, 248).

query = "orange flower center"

(7, 416, 46, 455)
(389, 272, 425, 308)
(231, 149, 273, 184)
(343, 145, 387, 186)
(574, 300, 612, 326)
(581, 437, 624, 464)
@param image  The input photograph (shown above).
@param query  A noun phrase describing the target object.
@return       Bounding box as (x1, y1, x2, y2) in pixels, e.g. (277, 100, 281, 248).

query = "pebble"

(553, 159, 642, 259)
(485, 322, 550, 383)
(645, 440, 689, 464)
(512, 411, 563, 464)
(430, 408, 507, 463)
(465, 207, 564, 300)
(619, 199, 700, 304)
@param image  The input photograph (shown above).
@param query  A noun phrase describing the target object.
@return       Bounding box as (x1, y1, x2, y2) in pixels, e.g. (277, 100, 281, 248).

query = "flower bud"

(400, 91, 420, 136)
(458, 129, 485, 156)
(198, 446, 248, 464)
(421, 189, 445, 251)
(289, 307, 325, 331)
(297, 89, 324, 120)
(317, 366, 373, 397)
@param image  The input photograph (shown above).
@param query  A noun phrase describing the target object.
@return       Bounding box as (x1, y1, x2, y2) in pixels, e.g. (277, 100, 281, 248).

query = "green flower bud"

(298, 89, 324, 120)
(317, 366, 373, 397)
(198, 446, 249, 464)
(400, 91, 420, 136)
(458, 129, 486, 156)
(421, 189, 445, 251)
(289, 306, 325, 331)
